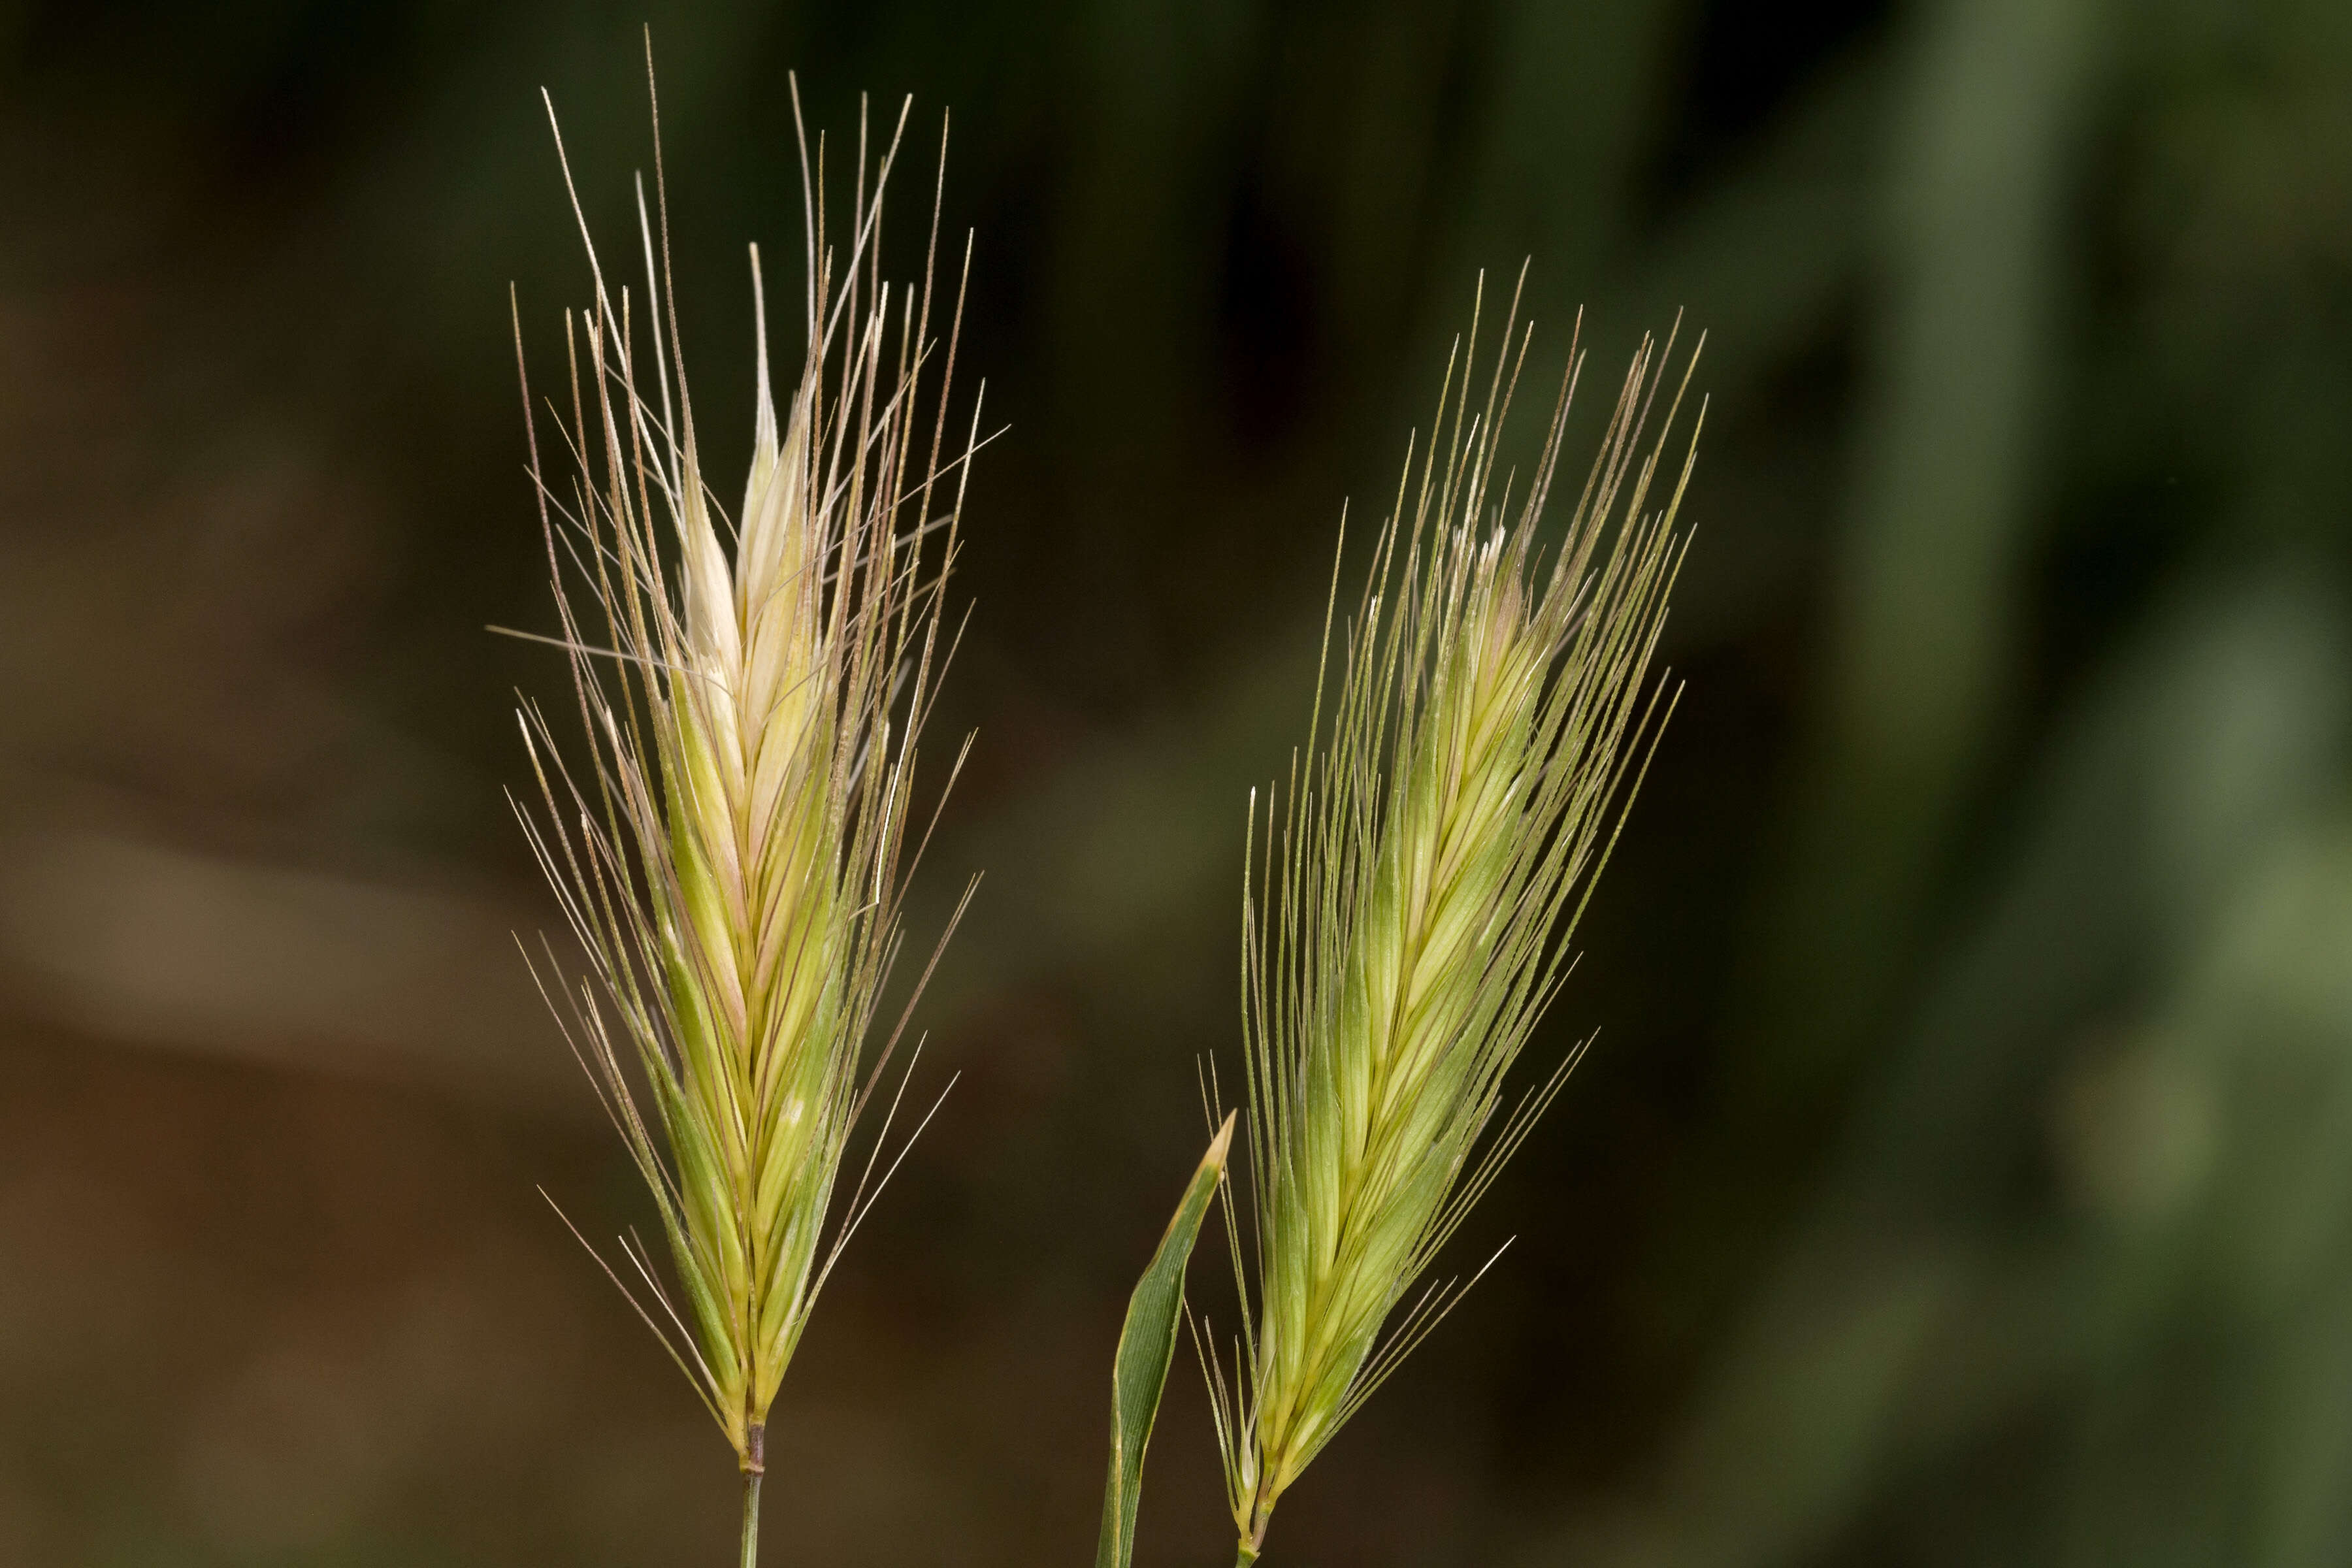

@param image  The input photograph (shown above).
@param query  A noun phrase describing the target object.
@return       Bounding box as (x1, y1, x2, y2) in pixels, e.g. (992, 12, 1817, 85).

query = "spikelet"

(508, 66, 980, 1486)
(1205, 274, 1699, 1562)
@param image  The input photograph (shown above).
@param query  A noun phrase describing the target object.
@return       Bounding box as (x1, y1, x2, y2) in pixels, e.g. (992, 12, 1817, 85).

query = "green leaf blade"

(1098, 1112, 1236, 1568)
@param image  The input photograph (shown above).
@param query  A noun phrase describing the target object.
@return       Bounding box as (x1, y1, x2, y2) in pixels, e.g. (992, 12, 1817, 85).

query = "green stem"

(740, 1422, 765, 1568)
(1233, 1548, 1258, 1568)
(740, 1469, 762, 1568)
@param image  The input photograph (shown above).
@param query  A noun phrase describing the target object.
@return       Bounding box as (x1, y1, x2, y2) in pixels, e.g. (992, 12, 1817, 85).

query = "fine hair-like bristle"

(1205, 271, 1701, 1562)
(508, 54, 981, 1480)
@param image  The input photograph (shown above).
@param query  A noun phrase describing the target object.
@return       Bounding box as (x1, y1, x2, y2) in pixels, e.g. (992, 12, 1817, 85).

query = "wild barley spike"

(1209, 274, 1700, 1563)
(510, 51, 980, 1568)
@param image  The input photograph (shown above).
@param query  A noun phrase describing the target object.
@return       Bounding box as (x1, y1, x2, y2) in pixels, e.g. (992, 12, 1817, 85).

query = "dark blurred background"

(5, 0, 2352, 1563)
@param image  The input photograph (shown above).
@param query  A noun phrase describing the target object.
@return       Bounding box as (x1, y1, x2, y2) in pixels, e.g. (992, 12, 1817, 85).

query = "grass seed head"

(511, 67, 981, 1473)
(1211, 274, 1700, 1556)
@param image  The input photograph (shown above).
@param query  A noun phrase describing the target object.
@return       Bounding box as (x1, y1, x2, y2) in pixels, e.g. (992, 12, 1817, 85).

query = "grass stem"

(740, 1467, 762, 1568)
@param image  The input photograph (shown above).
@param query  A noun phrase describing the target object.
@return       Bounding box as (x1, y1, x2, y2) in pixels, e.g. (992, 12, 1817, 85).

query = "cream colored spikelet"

(508, 57, 981, 1567)
(1205, 274, 1700, 1565)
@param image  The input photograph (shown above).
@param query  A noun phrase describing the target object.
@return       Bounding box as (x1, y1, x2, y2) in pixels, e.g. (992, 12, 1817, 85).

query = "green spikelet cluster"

(510, 65, 980, 1509)
(1207, 277, 1700, 1563)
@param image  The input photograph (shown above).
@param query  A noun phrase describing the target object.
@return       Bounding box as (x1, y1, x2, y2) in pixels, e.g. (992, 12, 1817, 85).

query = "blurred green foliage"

(3, 0, 2351, 1563)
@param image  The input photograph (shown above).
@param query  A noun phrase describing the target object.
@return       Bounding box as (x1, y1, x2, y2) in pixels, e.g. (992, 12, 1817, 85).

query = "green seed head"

(1212, 277, 1700, 1550)
(513, 78, 979, 1471)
